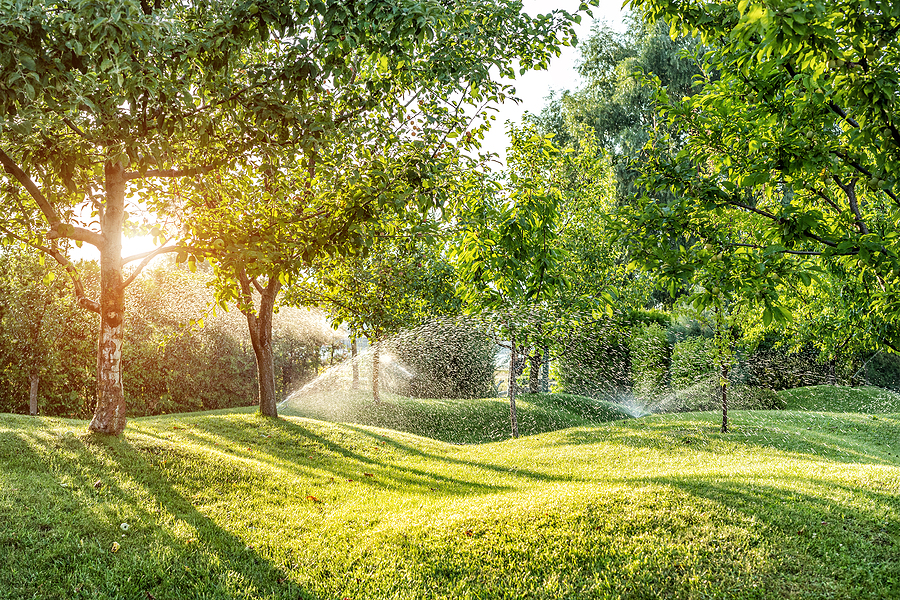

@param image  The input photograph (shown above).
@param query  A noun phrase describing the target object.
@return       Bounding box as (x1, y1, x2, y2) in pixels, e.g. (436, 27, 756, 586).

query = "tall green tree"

(531, 14, 699, 199)
(452, 124, 574, 436)
(0, 0, 587, 431)
(624, 0, 900, 357)
(155, 0, 589, 418)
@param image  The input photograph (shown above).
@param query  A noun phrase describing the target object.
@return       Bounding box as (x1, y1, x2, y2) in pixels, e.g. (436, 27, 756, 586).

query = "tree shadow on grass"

(0, 426, 319, 600)
(557, 411, 900, 466)
(646, 474, 900, 598)
(339, 422, 574, 484)
(129, 414, 519, 495)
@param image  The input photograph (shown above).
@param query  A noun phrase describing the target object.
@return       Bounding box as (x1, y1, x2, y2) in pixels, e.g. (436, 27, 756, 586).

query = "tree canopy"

(621, 0, 900, 355)
(0, 0, 591, 431)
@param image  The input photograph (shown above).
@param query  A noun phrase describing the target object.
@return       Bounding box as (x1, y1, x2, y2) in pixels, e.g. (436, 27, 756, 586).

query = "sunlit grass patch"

(1, 408, 898, 599)
(779, 385, 900, 413)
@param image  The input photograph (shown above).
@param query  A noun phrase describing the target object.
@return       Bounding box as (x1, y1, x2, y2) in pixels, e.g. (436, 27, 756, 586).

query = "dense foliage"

(0, 260, 336, 417)
(390, 320, 497, 399)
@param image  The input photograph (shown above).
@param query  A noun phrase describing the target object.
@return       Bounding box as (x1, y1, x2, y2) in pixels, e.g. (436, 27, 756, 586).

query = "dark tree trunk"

(29, 373, 39, 416)
(720, 363, 729, 433)
(541, 345, 550, 393)
(508, 336, 519, 438)
(239, 270, 282, 418)
(372, 340, 381, 403)
(89, 162, 128, 436)
(528, 350, 541, 394)
(351, 336, 359, 389)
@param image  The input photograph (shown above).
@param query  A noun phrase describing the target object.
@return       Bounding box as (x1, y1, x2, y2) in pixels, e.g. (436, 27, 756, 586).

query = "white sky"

(480, 0, 629, 161)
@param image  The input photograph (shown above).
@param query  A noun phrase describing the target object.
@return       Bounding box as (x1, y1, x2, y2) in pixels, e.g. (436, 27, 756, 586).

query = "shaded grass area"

(1, 409, 899, 599)
(279, 390, 633, 444)
(780, 385, 900, 413)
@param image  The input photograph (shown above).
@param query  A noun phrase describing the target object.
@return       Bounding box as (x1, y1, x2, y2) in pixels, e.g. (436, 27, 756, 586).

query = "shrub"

(554, 318, 632, 401)
(664, 376, 784, 413)
(629, 322, 669, 400)
(389, 320, 496, 399)
(740, 346, 840, 390)
(859, 351, 900, 391)
(670, 336, 716, 389)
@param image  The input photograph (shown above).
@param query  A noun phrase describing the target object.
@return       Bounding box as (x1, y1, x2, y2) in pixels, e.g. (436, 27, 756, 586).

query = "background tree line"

(0, 249, 338, 417)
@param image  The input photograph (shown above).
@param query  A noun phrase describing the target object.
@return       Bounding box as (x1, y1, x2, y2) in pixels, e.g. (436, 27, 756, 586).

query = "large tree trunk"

(508, 336, 519, 439)
(720, 363, 729, 434)
(29, 373, 39, 416)
(372, 340, 381, 403)
(351, 336, 359, 389)
(89, 162, 128, 436)
(240, 271, 282, 417)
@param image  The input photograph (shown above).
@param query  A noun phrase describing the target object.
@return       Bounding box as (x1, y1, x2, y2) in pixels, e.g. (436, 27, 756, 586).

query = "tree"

(452, 124, 573, 436)
(163, 0, 590, 417)
(625, 0, 900, 356)
(0, 0, 323, 433)
(531, 14, 699, 199)
(293, 234, 460, 402)
(529, 14, 703, 315)
(0, 248, 92, 416)
(1, 0, 587, 432)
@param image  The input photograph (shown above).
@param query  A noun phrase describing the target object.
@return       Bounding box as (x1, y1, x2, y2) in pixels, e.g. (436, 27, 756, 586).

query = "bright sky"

(480, 0, 629, 162)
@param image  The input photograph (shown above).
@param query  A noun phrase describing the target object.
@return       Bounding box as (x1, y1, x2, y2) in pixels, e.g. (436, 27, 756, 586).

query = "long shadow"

(130, 415, 515, 495)
(339, 423, 576, 484)
(644, 474, 900, 596)
(0, 426, 318, 599)
(556, 411, 900, 466)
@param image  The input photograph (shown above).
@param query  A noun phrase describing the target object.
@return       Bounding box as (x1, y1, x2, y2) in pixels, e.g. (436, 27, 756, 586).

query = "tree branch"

(46, 223, 105, 247)
(0, 147, 105, 247)
(0, 224, 101, 313)
(832, 174, 870, 234)
(729, 242, 826, 256)
(0, 147, 61, 226)
(121, 241, 183, 288)
(126, 163, 220, 180)
(251, 276, 265, 295)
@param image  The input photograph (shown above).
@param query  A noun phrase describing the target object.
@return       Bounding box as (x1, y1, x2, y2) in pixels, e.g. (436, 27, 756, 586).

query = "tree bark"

(372, 340, 381, 403)
(351, 336, 359, 389)
(720, 363, 729, 434)
(508, 336, 519, 438)
(89, 162, 128, 436)
(29, 373, 39, 416)
(541, 345, 550, 393)
(528, 350, 541, 394)
(239, 270, 282, 417)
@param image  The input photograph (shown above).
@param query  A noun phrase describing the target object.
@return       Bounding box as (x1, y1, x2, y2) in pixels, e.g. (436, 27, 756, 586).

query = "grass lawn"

(279, 390, 634, 444)
(1, 400, 899, 599)
(779, 385, 900, 413)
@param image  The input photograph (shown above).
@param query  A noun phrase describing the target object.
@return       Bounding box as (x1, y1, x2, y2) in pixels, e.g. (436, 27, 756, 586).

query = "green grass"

(1, 407, 899, 599)
(279, 390, 633, 444)
(780, 385, 900, 413)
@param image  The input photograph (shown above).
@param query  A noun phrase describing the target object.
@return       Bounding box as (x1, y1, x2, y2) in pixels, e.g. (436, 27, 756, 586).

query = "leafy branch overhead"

(622, 0, 900, 348)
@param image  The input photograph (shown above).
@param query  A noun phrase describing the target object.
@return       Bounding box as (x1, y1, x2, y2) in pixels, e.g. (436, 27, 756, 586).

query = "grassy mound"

(1, 409, 898, 599)
(279, 390, 633, 444)
(780, 385, 900, 413)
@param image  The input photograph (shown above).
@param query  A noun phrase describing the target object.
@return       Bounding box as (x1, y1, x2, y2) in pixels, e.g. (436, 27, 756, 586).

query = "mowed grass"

(280, 390, 633, 444)
(1, 406, 899, 599)
(780, 385, 900, 413)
